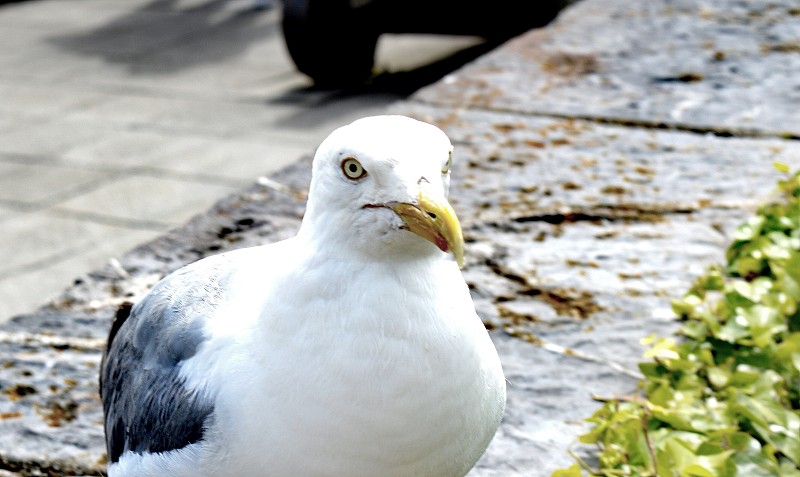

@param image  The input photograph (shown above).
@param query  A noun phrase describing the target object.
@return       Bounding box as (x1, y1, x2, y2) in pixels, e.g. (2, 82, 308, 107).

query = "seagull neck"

(295, 227, 439, 273)
(297, 204, 445, 269)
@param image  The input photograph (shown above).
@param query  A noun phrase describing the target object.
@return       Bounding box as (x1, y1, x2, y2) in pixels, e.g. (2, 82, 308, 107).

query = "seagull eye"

(341, 157, 367, 180)
(441, 153, 452, 174)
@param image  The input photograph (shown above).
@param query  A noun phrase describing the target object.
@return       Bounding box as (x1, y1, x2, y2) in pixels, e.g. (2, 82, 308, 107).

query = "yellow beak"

(389, 188, 465, 268)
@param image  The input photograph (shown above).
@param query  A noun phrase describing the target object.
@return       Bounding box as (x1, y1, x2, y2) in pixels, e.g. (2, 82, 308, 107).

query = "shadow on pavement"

(48, 0, 280, 75)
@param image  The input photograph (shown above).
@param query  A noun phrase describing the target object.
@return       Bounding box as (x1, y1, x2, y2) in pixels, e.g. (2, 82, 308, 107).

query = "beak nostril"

(426, 211, 437, 219)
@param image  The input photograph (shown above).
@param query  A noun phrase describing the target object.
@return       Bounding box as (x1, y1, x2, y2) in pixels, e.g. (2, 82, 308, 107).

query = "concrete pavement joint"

(0, 171, 126, 212)
(0, 241, 118, 282)
(128, 166, 255, 188)
(0, 200, 41, 213)
(0, 152, 55, 167)
(47, 208, 173, 232)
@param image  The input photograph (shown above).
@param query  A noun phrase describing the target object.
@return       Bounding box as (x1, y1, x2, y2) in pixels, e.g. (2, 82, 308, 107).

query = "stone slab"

(0, 83, 102, 118)
(0, 162, 108, 207)
(414, 0, 800, 138)
(0, 205, 21, 225)
(0, 117, 115, 159)
(54, 175, 240, 229)
(0, 212, 153, 279)
(62, 131, 309, 183)
(0, 0, 142, 33)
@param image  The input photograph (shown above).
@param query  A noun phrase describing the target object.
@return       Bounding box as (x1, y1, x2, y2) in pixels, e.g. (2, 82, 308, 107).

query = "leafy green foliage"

(555, 166, 800, 477)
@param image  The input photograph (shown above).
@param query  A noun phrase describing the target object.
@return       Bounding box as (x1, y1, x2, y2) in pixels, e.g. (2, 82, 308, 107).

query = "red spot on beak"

(434, 234, 449, 252)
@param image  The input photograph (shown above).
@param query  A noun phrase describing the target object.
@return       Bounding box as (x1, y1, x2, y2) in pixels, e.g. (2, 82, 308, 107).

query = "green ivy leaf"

(733, 216, 765, 242)
(643, 337, 680, 361)
(550, 464, 582, 477)
(740, 305, 786, 347)
(707, 366, 730, 389)
(733, 392, 800, 464)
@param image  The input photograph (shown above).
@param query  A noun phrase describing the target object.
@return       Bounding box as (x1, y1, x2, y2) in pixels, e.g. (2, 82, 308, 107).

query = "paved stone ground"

(1, 0, 799, 475)
(0, 0, 483, 322)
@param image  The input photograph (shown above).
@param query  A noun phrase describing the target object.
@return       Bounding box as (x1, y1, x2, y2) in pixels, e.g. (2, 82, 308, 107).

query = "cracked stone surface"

(2, 0, 800, 475)
(413, 0, 800, 138)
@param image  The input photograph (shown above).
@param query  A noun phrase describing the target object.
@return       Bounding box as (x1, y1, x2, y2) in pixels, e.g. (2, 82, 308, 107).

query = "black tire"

(282, 0, 379, 87)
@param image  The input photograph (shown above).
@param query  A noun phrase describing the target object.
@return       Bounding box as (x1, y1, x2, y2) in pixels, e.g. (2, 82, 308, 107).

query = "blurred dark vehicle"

(282, 0, 570, 87)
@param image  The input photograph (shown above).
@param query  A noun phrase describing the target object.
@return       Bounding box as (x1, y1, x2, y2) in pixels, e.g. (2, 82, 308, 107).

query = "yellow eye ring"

(341, 157, 367, 180)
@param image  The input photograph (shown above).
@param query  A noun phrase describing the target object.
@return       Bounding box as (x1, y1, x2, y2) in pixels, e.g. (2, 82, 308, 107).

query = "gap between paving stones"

(419, 102, 800, 142)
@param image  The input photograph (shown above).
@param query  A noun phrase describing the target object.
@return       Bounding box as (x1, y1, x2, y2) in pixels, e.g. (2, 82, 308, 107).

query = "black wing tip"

(100, 301, 133, 394)
(107, 301, 134, 352)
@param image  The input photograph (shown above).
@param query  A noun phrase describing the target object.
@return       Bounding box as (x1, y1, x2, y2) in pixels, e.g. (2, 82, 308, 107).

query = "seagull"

(100, 115, 506, 477)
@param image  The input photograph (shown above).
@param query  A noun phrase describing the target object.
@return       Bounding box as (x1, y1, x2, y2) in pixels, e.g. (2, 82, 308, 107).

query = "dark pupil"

(349, 164, 358, 173)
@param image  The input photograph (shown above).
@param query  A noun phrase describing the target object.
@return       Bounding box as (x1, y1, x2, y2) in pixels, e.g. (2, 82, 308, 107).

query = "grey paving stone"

(0, 211, 155, 280)
(59, 129, 198, 171)
(103, 6, 284, 72)
(54, 175, 240, 228)
(414, 0, 800, 137)
(2, 6, 299, 102)
(0, 162, 109, 207)
(0, 204, 21, 225)
(60, 92, 314, 139)
(0, 114, 20, 134)
(0, 43, 105, 86)
(0, 117, 117, 159)
(0, 83, 102, 117)
(51, 8, 210, 58)
(61, 130, 310, 183)
(135, 137, 312, 182)
(0, 0, 139, 32)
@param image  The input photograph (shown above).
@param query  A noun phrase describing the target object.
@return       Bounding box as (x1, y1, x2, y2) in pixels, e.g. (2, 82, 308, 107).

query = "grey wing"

(100, 257, 231, 464)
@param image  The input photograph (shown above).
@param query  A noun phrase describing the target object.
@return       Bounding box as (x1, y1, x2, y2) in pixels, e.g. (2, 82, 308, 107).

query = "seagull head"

(300, 115, 464, 268)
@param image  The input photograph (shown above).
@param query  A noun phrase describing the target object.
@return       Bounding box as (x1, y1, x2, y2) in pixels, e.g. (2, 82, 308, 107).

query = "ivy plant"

(554, 165, 800, 477)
